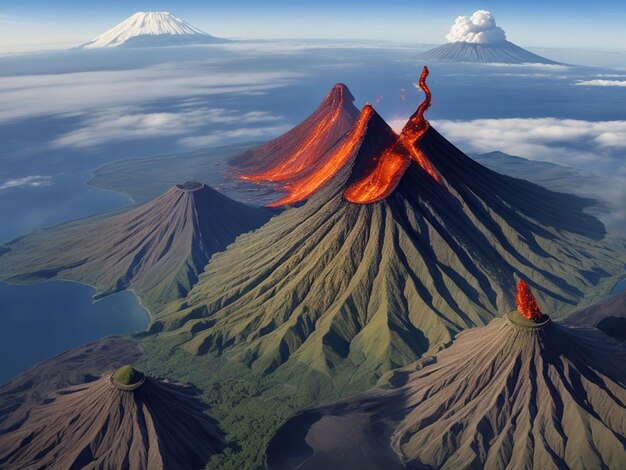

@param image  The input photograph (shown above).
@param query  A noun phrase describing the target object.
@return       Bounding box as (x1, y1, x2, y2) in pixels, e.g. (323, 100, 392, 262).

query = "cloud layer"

(0, 64, 300, 123)
(446, 10, 507, 44)
(53, 106, 283, 148)
(576, 80, 626, 87)
(0, 175, 52, 190)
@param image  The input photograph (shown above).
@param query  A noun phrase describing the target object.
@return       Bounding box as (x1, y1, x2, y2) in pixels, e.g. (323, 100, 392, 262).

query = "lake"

(0, 280, 150, 384)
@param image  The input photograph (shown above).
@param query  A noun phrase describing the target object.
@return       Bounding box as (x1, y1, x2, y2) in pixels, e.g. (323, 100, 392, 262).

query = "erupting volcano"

(154, 66, 623, 395)
(267, 288, 626, 469)
(345, 66, 440, 204)
(418, 10, 560, 65)
(230, 83, 359, 185)
(0, 366, 224, 469)
(0, 182, 273, 310)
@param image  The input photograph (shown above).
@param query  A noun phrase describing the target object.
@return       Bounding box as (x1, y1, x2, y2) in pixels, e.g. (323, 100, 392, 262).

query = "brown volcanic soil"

(0, 183, 273, 310)
(0, 371, 223, 469)
(267, 313, 626, 469)
(566, 290, 626, 342)
(229, 83, 360, 179)
(0, 336, 142, 435)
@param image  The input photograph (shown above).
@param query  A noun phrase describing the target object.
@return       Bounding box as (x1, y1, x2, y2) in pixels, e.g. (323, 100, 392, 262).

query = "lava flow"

(516, 280, 543, 321)
(267, 105, 376, 207)
(240, 84, 352, 183)
(344, 66, 441, 204)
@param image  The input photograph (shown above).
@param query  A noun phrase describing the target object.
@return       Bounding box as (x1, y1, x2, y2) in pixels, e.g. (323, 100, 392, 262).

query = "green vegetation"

(138, 336, 336, 470)
(113, 365, 143, 385)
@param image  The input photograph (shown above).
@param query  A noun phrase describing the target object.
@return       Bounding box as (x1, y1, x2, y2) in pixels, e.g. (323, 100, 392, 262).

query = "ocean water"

(0, 281, 150, 384)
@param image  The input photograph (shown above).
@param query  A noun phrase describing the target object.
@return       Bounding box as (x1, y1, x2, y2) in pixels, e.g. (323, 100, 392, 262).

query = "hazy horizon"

(2, 1, 626, 54)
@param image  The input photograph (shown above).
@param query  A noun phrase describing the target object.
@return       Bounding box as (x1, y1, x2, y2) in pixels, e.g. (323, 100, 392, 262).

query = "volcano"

(0, 366, 224, 469)
(566, 290, 626, 342)
(155, 70, 624, 394)
(419, 41, 559, 65)
(80, 12, 225, 49)
(419, 10, 559, 65)
(0, 182, 273, 310)
(266, 288, 626, 469)
(229, 83, 360, 188)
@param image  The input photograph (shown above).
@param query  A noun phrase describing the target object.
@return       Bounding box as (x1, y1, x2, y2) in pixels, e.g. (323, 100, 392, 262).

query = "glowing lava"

(344, 66, 441, 204)
(268, 105, 376, 207)
(516, 280, 543, 321)
(240, 84, 354, 183)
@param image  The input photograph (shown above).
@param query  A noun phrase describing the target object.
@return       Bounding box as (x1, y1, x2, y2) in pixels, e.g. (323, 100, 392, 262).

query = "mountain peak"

(0, 372, 224, 468)
(81, 11, 223, 49)
(0, 183, 273, 310)
(267, 313, 626, 469)
(230, 82, 360, 183)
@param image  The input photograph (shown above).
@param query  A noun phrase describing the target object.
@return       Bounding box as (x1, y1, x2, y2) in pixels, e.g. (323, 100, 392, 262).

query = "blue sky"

(1, 1, 626, 52)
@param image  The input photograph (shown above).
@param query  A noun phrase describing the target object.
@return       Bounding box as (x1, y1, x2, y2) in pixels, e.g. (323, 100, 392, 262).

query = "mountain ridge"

(266, 312, 626, 469)
(155, 110, 624, 394)
(0, 183, 273, 311)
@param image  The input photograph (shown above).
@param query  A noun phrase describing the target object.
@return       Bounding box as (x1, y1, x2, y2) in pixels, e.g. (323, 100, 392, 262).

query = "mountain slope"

(419, 40, 559, 64)
(156, 109, 624, 393)
(229, 83, 360, 181)
(0, 369, 224, 469)
(0, 182, 273, 310)
(81, 12, 224, 49)
(566, 290, 626, 342)
(266, 312, 626, 469)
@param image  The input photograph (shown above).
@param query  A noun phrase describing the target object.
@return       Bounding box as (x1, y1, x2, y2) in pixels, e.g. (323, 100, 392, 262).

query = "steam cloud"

(446, 10, 507, 44)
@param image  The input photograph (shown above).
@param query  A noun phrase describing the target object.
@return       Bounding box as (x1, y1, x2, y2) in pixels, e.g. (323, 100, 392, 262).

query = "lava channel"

(344, 66, 441, 204)
(267, 105, 375, 207)
(239, 84, 351, 183)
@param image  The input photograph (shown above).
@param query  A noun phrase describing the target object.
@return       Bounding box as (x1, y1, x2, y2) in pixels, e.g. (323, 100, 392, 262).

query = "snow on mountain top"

(82, 12, 213, 49)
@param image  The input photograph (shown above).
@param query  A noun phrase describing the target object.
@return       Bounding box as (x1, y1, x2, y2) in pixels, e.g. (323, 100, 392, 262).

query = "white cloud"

(0, 64, 301, 123)
(446, 10, 506, 44)
(178, 124, 291, 148)
(575, 79, 626, 87)
(53, 107, 283, 148)
(0, 175, 52, 190)
(426, 118, 626, 159)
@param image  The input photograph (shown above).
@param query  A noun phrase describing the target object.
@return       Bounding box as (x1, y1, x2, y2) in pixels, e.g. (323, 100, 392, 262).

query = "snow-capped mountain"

(81, 12, 225, 49)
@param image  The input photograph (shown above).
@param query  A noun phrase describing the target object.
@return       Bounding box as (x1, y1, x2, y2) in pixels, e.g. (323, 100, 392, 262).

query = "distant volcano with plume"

(80, 11, 225, 48)
(0, 182, 273, 310)
(419, 10, 559, 64)
(0, 366, 224, 469)
(155, 68, 624, 394)
(266, 286, 626, 469)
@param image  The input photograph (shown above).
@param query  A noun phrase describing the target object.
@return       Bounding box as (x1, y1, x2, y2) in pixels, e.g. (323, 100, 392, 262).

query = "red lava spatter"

(516, 280, 543, 321)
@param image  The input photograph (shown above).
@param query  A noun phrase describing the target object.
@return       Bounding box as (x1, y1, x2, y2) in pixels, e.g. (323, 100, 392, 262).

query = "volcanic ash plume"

(446, 10, 506, 44)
